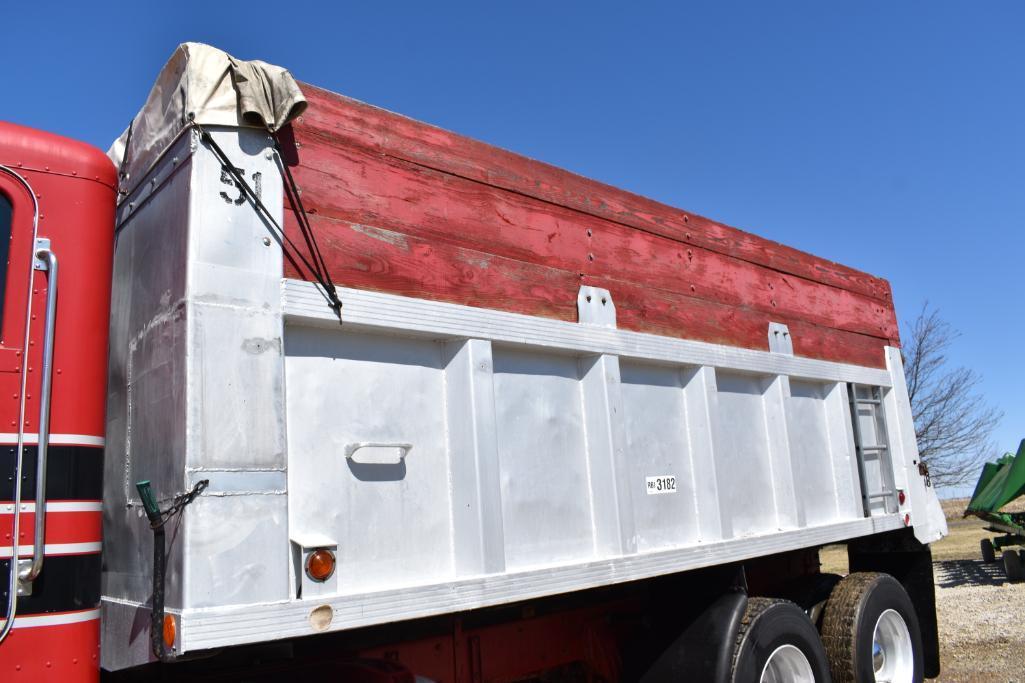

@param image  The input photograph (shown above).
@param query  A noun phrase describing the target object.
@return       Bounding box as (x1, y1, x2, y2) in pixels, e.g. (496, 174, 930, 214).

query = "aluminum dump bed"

(101, 44, 945, 670)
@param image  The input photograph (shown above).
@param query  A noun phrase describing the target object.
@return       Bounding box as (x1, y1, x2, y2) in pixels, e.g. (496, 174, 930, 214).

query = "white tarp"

(108, 42, 306, 197)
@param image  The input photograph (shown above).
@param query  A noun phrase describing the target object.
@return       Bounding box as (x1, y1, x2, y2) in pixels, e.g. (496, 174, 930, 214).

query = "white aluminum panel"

(824, 382, 864, 520)
(884, 347, 947, 543)
(492, 347, 595, 569)
(764, 376, 803, 529)
(445, 339, 506, 575)
(186, 494, 289, 608)
(579, 355, 635, 557)
(104, 127, 291, 670)
(103, 132, 194, 618)
(681, 366, 729, 541)
(788, 380, 846, 527)
(286, 327, 456, 592)
(715, 372, 778, 537)
(620, 361, 702, 551)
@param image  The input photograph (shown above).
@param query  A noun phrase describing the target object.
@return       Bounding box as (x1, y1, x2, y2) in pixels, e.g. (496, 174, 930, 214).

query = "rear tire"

(981, 538, 996, 563)
(821, 572, 923, 683)
(1002, 549, 1024, 582)
(730, 597, 831, 682)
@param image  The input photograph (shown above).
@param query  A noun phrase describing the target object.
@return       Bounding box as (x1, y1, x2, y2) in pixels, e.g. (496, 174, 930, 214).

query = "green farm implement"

(966, 439, 1025, 581)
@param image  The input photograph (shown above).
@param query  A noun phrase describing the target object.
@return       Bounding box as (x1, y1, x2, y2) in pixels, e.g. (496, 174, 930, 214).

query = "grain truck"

(0, 43, 946, 682)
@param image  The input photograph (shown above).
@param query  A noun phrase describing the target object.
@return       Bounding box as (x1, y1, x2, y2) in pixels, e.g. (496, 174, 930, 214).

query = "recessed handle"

(344, 442, 413, 463)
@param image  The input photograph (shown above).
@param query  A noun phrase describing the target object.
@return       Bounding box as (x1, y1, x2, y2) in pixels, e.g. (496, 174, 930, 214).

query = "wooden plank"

(582, 274, 887, 368)
(285, 214, 887, 368)
(294, 84, 895, 306)
(283, 213, 579, 322)
(287, 139, 898, 341)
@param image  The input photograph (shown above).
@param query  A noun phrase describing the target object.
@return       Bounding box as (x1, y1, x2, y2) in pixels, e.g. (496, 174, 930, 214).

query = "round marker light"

(305, 548, 336, 582)
(904, 513, 911, 527)
(898, 489, 906, 506)
(163, 614, 176, 649)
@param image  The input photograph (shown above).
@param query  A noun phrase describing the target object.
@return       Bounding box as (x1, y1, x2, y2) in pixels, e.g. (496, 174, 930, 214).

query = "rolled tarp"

(107, 42, 306, 199)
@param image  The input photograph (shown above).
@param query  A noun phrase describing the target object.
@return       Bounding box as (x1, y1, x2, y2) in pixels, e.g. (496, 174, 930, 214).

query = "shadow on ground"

(934, 559, 1007, 589)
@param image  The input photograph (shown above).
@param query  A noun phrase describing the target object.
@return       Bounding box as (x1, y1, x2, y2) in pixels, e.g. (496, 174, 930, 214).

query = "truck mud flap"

(639, 589, 747, 683)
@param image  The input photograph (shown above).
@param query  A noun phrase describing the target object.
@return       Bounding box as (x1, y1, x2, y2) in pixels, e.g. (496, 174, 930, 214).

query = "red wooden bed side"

(284, 84, 899, 368)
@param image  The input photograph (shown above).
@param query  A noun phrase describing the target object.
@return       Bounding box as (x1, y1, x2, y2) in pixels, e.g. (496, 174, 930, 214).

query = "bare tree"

(903, 303, 1002, 489)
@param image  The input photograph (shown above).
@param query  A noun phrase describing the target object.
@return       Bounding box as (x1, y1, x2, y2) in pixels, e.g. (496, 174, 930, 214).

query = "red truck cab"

(0, 121, 115, 681)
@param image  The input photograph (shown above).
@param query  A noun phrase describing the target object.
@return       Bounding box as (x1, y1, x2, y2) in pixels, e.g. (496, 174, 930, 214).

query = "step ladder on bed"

(848, 383, 900, 517)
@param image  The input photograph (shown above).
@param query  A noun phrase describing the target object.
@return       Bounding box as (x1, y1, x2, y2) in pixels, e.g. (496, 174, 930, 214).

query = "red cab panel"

(0, 121, 116, 682)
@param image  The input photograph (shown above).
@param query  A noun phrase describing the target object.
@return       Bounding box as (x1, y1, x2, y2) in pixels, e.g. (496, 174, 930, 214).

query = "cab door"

(0, 122, 116, 683)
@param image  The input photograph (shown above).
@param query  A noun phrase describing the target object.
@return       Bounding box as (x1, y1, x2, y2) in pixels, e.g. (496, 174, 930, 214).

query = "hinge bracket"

(767, 322, 793, 354)
(577, 286, 616, 327)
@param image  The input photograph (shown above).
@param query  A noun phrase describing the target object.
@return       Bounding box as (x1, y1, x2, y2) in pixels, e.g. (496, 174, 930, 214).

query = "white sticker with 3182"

(645, 475, 677, 495)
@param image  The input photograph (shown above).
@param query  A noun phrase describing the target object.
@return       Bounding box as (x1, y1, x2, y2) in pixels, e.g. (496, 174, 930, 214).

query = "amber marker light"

(306, 548, 336, 582)
(163, 615, 176, 649)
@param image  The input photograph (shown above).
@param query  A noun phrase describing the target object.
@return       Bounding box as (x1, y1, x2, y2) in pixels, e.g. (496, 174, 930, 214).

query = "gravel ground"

(935, 570, 1025, 682)
(931, 517, 1025, 682)
(821, 499, 1025, 681)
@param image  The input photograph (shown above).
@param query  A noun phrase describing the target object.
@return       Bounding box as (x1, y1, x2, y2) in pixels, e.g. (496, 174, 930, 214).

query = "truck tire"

(980, 538, 996, 563)
(730, 598, 831, 682)
(1002, 550, 1024, 582)
(821, 573, 923, 683)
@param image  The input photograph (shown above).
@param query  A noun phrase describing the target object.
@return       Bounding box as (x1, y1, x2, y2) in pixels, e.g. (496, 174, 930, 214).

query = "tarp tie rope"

(194, 121, 343, 320)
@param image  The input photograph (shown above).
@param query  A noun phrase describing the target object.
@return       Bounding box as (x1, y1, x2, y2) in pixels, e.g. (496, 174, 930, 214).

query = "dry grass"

(943, 495, 1025, 518)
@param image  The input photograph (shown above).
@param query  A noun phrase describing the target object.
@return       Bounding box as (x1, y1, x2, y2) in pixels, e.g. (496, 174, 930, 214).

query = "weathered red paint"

(286, 85, 900, 368)
(298, 85, 892, 303)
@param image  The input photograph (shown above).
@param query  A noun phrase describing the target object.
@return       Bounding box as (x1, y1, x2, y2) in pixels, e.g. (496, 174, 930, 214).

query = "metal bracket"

(577, 286, 617, 328)
(32, 238, 51, 271)
(16, 559, 33, 596)
(767, 322, 793, 355)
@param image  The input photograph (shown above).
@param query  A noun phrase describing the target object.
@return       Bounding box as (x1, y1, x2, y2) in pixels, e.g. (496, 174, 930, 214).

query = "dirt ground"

(820, 498, 1025, 682)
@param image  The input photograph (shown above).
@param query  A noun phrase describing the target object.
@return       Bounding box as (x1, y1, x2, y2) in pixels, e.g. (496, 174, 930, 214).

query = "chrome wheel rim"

(872, 609, 914, 683)
(760, 644, 815, 683)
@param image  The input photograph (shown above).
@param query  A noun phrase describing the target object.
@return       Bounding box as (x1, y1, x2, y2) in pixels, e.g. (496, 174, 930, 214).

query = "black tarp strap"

(195, 122, 343, 320)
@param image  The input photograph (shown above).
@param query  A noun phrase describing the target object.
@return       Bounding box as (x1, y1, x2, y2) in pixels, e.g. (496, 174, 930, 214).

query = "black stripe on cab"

(0, 445, 103, 501)
(0, 552, 101, 615)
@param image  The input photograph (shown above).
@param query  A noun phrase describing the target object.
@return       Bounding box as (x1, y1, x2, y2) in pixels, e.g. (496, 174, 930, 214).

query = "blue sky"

(5, 3, 1022, 490)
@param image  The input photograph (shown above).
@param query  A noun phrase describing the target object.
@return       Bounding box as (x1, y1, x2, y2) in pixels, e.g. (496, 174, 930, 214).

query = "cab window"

(0, 193, 9, 322)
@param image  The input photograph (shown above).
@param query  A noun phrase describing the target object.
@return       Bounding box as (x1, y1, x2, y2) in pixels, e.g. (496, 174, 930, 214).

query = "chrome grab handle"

(19, 246, 57, 585)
